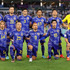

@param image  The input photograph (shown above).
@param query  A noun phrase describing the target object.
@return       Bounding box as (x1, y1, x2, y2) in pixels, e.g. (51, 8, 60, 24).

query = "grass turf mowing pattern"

(0, 37, 70, 70)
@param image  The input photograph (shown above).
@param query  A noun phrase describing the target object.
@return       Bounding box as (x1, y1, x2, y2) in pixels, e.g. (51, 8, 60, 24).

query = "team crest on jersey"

(21, 33, 23, 36)
(57, 19, 59, 22)
(37, 33, 40, 35)
(41, 19, 44, 22)
(57, 30, 59, 32)
(27, 17, 29, 20)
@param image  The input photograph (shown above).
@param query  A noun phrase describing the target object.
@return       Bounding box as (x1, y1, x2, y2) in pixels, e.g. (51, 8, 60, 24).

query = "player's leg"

(6, 39, 10, 59)
(26, 40, 29, 58)
(10, 45, 15, 62)
(32, 47, 37, 60)
(54, 48, 59, 60)
(48, 42, 52, 61)
(40, 40, 46, 58)
(66, 44, 70, 61)
(1, 47, 6, 61)
(17, 47, 23, 61)
(28, 44, 33, 62)
(59, 39, 64, 58)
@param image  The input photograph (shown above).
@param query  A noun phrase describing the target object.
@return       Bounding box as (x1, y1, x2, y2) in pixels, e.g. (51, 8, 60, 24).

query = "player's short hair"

(22, 8, 28, 11)
(52, 9, 57, 12)
(0, 20, 5, 25)
(36, 9, 42, 13)
(16, 22, 21, 25)
(51, 19, 57, 23)
(9, 6, 14, 9)
(32, 22, 37, 25)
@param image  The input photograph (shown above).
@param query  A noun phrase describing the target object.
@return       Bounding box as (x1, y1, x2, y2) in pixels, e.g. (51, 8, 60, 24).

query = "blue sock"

(66, 50, 69, 57)
(48, 47, 51, 58)
(41, 45, 45, 56)
(10, 46, 15, 60)
(6, 44, 9, 56)
(29, 49, 32, 58)
(51, 52, 54, 56)
(59, 45, 62, 55)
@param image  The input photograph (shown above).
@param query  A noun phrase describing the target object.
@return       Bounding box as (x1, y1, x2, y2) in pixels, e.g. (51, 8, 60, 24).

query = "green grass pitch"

(0, 37, 70, 70)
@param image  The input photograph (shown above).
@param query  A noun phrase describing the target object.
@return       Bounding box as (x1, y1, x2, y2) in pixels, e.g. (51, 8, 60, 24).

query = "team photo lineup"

(0, 4, 70, 63)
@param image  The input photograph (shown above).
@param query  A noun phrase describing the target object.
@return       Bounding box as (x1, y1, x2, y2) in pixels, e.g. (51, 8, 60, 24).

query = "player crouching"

(65, 23, 70, 61)
(0, 21, 10, 61)
(40, 20, 64, 61)
(26, 22, 46, 62)
(10, 22, 25, 62)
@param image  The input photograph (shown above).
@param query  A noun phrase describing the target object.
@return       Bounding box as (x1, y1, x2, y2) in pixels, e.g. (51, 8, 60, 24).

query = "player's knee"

(1, 58, 5, 61)
(32, 56, 36, 60)
(17, 56, 22, 60)
(28, 45, 33, 50)
(41, 43, 44, 45)
(55, 55, 59, 57)
(59, 43, 61, 46)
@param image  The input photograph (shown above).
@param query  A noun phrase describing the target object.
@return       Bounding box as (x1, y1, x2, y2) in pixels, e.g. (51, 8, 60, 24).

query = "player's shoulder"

(18, 15, 22, 18)
(66, 14, 70, 17)
(29, 30, 33, 33)
(0, 14, 2, 16)
(33, 16, 37, 19)
(4, 14, 9, 17)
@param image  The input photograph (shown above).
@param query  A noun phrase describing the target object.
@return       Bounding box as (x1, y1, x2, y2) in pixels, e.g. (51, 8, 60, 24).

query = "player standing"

(32, 9, 47, 58)
(4, 6, 18, 59)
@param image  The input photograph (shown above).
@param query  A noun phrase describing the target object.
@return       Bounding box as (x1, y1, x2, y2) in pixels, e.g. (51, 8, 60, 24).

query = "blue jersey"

(64, 30, 70, 43)
(40, 28, 64, 45)
(4, 14, 18, 31)
(18, 15, 32, 32)
(10, 29, 25, 48)
(47, 17, 63, 28)
(0, 28, 9, 47)
(27, 30, 43, 48)
(32, 17, 47, 33)
(0, 14, 3, 21)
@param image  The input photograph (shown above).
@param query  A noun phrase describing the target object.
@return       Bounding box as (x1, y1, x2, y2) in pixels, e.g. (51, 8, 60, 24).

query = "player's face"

(0, 22, 5, 30)
(22, 10, 28, 16)
(32, 23, 38, 30)
(52, 10, 58, 18)
(52, 21, 57, 28)
(16, 22, 22, 30)
(37, 10, 42, 17)
(9, 7, 14, 14)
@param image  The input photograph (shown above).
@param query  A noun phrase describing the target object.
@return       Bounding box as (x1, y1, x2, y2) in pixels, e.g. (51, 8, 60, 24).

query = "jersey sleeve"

(18, 16, 20, 22)
(44, 18, 47, 24)
(59, 18, 63, 24)
(40, 29, 50, 40)
(32, 18, 35, 24)
(4, 15, 7, 22)
(47, 18, 50, 24)
(0, 15, 3, 21)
